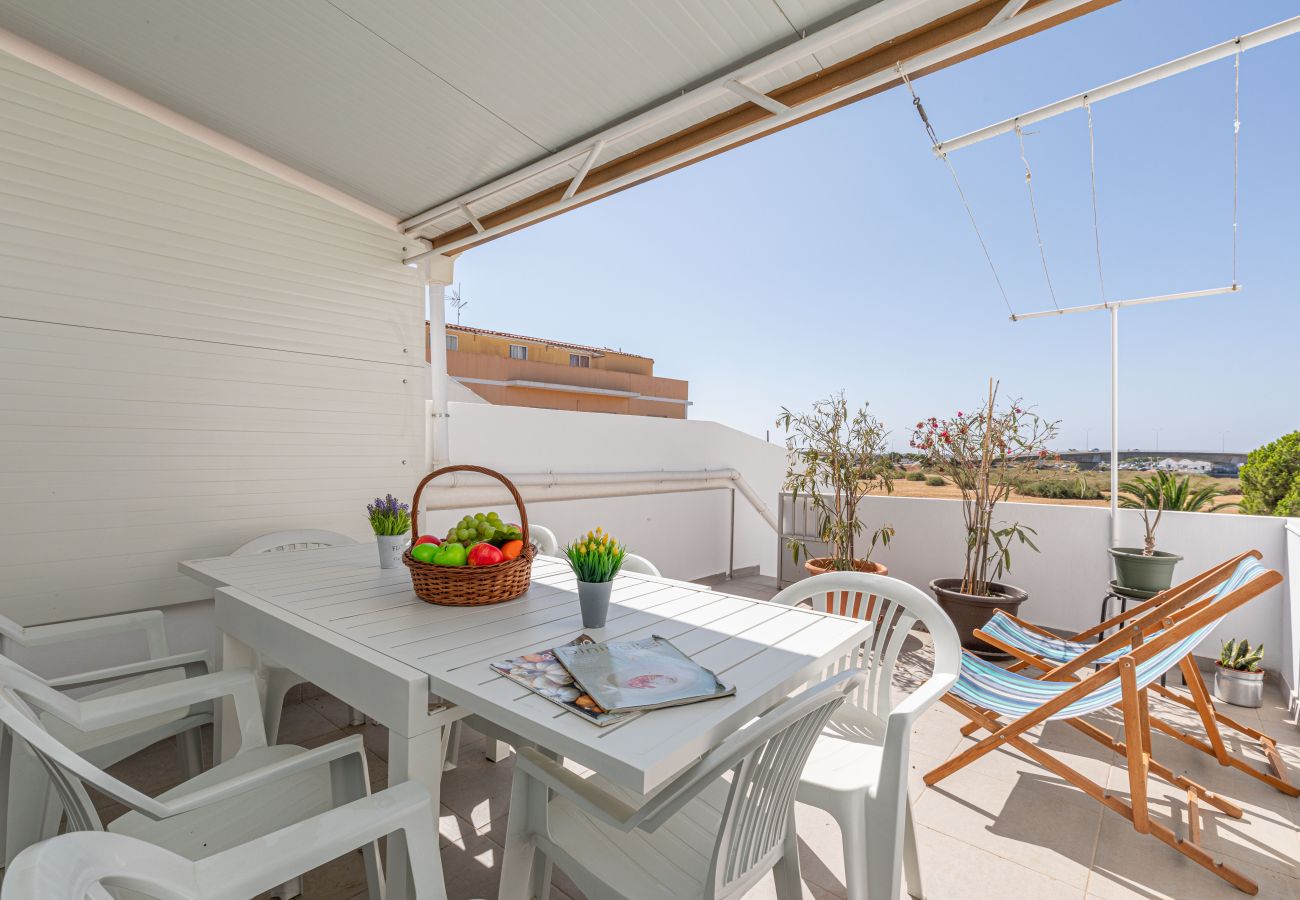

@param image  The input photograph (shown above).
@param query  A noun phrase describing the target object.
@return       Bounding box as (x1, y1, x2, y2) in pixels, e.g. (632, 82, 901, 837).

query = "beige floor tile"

(907, 823, 1087, 899)
(916, 765, 1101, 888)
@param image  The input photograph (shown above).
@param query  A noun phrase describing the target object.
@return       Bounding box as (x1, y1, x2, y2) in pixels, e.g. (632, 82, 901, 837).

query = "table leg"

(218, 631, 260, 763)
(387, 726, 447, 900)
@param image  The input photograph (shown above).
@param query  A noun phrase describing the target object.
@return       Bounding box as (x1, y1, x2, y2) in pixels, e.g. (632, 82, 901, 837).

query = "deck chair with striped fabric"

(925, 557, 1282, 895)
(972, 551, 1297, 798)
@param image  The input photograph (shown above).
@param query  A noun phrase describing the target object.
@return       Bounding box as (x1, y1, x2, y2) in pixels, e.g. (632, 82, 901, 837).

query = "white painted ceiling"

(0, 0, 968, 221)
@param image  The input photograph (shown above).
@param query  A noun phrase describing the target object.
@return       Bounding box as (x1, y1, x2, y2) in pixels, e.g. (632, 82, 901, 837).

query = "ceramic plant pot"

(1109, 547, 1182, 594)
(376, 534, 408, 570)
(577, 580, 614, 628)
(803, 558, 888, 577)
(929, 578, 1029, 658)
(1213, 665, 1264, 708)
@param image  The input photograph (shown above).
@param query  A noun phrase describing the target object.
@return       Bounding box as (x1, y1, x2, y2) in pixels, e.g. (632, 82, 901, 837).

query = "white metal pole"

(1109, 305, 1119, 546)
(936, 14, 1300, 156)
(424, 256, 455, 469)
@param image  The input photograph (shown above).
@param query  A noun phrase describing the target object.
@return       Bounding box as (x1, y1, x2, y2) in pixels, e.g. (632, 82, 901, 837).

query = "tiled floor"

(92, 576, 1300, 900)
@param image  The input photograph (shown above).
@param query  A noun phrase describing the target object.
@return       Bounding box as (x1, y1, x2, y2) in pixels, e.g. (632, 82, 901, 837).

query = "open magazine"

(553, 635, 735, 714)
(489, 638, 630, 727)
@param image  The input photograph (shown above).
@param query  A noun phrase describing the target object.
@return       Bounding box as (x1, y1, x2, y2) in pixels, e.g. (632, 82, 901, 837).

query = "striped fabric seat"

(980, 556, 1267, 667)
(951, 559, 1269, 721)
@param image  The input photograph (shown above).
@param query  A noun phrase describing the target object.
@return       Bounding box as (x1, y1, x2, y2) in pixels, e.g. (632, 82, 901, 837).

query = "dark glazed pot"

(929, 578, 1029, 658)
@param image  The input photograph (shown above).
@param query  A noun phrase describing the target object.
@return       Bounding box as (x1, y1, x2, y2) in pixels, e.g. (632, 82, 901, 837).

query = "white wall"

(436, 401, 786, 581)
(1283, 524, 1300, 712)
(0, 50, 424, 626)
(793, 495, 1292, 669)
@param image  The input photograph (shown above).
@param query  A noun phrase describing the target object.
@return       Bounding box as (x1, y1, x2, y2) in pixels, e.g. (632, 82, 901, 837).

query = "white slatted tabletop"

(182, 544, 871, 793)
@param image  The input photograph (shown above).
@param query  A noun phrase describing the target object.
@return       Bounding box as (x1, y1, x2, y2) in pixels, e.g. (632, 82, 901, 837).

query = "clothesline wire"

(898, 65, 1016, 318)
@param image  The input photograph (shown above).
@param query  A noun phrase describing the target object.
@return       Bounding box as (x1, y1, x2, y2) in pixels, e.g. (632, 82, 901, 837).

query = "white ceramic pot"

(375, 534, 408, 569)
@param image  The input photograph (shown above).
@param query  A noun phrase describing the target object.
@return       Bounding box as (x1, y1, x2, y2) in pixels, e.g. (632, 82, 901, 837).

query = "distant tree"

(1240, 431, 1300, 516)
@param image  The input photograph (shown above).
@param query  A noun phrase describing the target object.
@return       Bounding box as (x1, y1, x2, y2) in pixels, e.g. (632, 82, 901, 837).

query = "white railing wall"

(1284, 522, 1300, 714)
(431, 401, 786, 581)
(782, 493, 1294, 672)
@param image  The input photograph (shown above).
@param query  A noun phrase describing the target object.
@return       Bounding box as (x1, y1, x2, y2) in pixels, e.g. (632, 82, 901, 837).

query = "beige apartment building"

(426, 323, 689, 418)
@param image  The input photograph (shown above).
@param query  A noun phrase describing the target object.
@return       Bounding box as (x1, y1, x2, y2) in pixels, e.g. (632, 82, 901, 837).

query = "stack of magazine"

(490, 635, 735, 726)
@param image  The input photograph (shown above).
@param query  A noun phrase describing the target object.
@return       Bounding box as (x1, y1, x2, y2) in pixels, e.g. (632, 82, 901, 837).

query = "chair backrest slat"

(232, 529, 356, 556)
(769, 572, 960, 722)
(707, 674, 856, 899)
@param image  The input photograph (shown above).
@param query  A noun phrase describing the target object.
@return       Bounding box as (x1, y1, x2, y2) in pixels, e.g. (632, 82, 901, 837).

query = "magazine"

(553, 635, 735, 714)
(489, 638, 630, 727)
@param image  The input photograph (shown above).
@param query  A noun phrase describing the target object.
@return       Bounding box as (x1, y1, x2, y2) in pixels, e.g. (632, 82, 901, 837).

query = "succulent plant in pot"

(1214, 638, 1265, 708)
(776, 392, 896, 577)
(911, 379, 1058, 655)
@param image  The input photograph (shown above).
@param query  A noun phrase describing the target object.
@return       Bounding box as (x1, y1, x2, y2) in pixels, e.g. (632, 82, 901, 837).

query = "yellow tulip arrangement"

(563, 527, 627, 583)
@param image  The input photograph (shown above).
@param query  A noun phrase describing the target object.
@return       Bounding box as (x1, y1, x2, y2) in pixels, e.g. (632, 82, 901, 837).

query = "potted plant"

(1214, 638, 1264, 708)
(912, 380, 1057, 655)
(776, 392, 896, 576)
(564, 528, 627, 628)
(1112, 471, 1236, 593)
(367, 494, 411, 569)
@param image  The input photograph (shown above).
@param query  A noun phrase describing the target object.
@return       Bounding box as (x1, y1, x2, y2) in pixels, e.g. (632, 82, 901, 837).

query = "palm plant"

(1118, 471, 1237, 555)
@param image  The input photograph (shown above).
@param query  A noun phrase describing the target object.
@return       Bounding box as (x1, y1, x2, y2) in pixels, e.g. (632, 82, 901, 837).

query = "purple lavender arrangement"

(367, 494, 411, 537)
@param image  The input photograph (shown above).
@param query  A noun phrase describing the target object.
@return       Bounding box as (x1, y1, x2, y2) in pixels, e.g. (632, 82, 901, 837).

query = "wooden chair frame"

(965, 551, 1296, 798)
(925, 561, 1282, 895)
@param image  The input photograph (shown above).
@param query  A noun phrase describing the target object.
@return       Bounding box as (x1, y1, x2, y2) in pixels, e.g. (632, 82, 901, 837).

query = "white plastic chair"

(0, 657, 390, 900)
(498, 669, 868, 900)
(231, 530, 366, 739)
(768, 572, 961, 900)
(1, 782, 438, 899)
(529, 524, 559, 556)
(619, 553, 661, 577)
(0, 612, 211, 865)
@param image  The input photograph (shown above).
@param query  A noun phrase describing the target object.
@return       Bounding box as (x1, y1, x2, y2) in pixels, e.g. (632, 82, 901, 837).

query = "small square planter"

(1213, 664, 1264, 708)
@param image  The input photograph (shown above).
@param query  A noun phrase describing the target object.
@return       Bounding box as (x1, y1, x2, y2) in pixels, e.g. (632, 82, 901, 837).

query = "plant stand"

(1097, 588, 1168, 688)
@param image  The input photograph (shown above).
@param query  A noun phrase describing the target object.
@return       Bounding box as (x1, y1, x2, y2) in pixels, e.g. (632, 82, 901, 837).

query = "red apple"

(413, 534, 441, 547)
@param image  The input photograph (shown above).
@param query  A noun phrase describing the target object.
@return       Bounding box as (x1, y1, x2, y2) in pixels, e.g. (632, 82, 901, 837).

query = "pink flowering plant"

(911, 380, 1059, 596)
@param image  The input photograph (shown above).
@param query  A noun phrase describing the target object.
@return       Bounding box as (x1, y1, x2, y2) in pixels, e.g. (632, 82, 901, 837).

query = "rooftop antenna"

(447, 284, 469, 325)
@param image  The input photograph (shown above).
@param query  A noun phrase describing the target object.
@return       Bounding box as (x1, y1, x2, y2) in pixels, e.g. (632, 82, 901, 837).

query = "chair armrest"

(514, 748, 643, 832)
(72, 670, 266, 751)
(45, 650, 210, 690)
(17, 610, 169, 657)
(162, 736, 368, 816)
(191, 782, 434, 897)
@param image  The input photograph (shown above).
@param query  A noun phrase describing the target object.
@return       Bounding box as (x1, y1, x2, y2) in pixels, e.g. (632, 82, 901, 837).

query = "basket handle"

(410, 465, 530, 548)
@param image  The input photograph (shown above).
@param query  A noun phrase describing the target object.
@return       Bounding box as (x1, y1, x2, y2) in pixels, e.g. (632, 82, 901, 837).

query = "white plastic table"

(181, 544, 872, 899)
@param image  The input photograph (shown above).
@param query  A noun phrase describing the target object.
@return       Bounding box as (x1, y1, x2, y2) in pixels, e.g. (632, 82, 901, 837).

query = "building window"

(569, 354, 590, 368)
(509, 344, 528, 360)
(445, 334, 458, 351)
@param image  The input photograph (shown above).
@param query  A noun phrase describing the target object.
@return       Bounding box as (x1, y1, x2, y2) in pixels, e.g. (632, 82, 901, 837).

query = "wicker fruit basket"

(403, 465, 535, 606)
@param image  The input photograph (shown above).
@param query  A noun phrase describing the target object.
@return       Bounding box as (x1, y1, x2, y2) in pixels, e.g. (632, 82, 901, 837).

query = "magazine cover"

(489, 638, 630, 727)
(553, 635, 735, 714)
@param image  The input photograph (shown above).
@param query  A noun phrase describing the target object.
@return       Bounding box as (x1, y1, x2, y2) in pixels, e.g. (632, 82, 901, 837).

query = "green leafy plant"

(905, 471, 927, 482)
(777, 392, 895, 571)
(912, 379, 1058, 596)
(1241, 431, 1300, 516)
(925, 475, 946, 487)
(366, 494, 411, 536)
(564, 528, 626, 583)
(1218, 638, 1263, 672)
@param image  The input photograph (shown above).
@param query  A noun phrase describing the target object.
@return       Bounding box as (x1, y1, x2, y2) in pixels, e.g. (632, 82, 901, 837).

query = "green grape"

(474, 513, 486, 521)
(487, 512, 501, 523)
(457, 528, 472, 541)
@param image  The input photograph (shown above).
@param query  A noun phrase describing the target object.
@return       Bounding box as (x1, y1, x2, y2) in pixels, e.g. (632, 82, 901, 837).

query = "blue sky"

(452, 0, 1298, 454)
